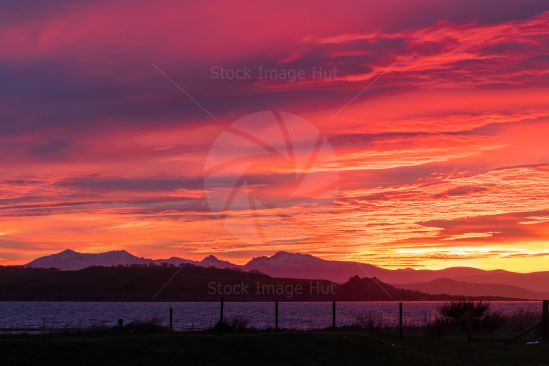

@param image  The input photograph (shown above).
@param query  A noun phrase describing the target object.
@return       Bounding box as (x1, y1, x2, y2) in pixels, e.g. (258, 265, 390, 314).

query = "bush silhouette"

(439, 299, 489, 324)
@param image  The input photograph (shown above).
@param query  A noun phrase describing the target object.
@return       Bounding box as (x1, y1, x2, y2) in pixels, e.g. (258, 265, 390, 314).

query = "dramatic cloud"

(1, 1, 548, 270)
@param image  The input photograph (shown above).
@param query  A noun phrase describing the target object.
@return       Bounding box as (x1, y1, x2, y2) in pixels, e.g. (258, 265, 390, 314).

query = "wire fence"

(0, 300, 546, 343)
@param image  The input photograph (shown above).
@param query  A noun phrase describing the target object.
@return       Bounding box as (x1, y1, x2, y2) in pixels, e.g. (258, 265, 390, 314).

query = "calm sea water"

(0, 301, 541, 331)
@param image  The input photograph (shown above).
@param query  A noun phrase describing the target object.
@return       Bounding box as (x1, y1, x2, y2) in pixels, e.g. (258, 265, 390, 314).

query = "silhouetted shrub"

(439, 299, 489, 325)
(212, 317, 250, 332)
(350, 312, 383, 332)
(429, 299, 508, 335)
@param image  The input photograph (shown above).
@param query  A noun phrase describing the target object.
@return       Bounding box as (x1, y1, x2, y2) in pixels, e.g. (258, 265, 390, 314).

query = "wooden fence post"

(543, 300, 549, 343)
(399, 302, 403, 339)
(467, 303, 472, 341)
(275, 300, 279, 331)
(332, 300, 336, 329)
(169, 307, 173, 332)
(219, 296, 224, 324)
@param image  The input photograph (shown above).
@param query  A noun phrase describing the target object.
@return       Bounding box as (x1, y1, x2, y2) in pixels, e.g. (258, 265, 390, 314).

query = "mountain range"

(0, 265, 507, 302)
(396, 278, 549, 300)
(24, 249, 549, 299)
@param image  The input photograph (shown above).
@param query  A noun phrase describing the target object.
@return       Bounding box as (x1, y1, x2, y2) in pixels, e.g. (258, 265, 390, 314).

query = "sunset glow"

(1, 1, 549, 271)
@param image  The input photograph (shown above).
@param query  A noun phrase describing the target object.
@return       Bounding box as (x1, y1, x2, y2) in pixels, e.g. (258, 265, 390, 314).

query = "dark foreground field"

(1, 331, 548, 366)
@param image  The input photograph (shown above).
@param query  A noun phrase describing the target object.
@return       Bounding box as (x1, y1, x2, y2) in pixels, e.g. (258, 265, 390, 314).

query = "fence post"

(332, 300, 336, 329)
(543, 300, 549, 343)
(399, 302, 403, 339)
(118, 319, 124, 328)
(467, 303, 472, 341)
(169, 307, 173, 332)
(219, 296, 224, 324)
(275, 300, 279, 331)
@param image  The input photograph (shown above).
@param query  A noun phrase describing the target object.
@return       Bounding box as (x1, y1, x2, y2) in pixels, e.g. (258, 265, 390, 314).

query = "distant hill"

(25, 249, 549, 296)
(200, 255, 241, 270)
(26, 249, 154, 270)
(25, 249, 486, 284)
(396, 278, 549, 300)
(243, 251, 384, 283)
(0, 266, 511, 301)
(26, 249, 228, 271)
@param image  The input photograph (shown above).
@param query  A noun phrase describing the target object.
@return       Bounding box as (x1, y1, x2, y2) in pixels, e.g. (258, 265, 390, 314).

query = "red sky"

(1, 0, 549, 271)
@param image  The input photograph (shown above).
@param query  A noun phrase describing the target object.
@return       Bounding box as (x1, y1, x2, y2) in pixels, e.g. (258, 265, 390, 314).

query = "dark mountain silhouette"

(243, 251, 383, 282)
(455, 271, 549, 293)
(244, 252, 549, 294)
(25, 249, 549, 295)
(242, 252, 498, 284)
(26, 249, 231, 271)
(0, 265, 512, 301)
(26, 249, 153, 270)
(26, 249, 484, 284)
(200, 255, 240, 270)
(396, 278, 549, 300)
